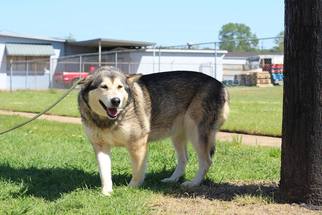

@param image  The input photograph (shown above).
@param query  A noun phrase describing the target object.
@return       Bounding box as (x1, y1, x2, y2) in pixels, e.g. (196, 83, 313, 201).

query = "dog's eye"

(117, 85, 123, 89)
(100, 85, 108, 89)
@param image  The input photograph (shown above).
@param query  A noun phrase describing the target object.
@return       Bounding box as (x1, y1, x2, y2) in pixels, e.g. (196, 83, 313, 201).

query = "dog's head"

(80, 66, 141, 120)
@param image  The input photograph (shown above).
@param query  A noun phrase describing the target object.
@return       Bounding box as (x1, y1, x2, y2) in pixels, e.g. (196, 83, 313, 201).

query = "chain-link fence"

(3, 37, 284, 90)
(6, 48, 224, 90)
(6, 59, 51, 90)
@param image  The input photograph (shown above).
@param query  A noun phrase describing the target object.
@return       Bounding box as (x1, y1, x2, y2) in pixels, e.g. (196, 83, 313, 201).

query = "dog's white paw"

(161, 177, 179, 183)
(181, 180, 200, 188)
(102, 188, 113, 196)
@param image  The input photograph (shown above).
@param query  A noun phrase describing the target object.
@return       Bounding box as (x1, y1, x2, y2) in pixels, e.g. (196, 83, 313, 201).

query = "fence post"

(79, 55, 82, 79)
(115, 51, 118, 68)
(48, 60, 51, 89)
(214, 42, 217, 79)
(10, 60, 13, 92)
(26, 60, 29, 89)
(82, 57, 84, 73)
(98, 41, 102, 67)
(35, 63, 37, 89)
(158, 47, 161, 72)
(153, 45, 156, 73)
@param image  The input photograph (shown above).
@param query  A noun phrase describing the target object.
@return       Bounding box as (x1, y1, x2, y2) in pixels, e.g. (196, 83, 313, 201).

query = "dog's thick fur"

(78, 66, 229, 195)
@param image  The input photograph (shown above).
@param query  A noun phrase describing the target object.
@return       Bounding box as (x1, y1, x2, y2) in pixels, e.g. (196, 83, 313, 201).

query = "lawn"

(0, 86, 283, 136)
(0, 90, 79, 117)
(221, 87, 283, 137)
(0, 115, 281, 214)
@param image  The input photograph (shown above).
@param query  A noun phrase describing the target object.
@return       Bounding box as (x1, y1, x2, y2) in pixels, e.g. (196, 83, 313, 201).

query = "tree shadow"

(114, 168, 281, 203)
(142, 171, 281, 203)
(0, 164, 281, 203)
(165, 179, 279, 202)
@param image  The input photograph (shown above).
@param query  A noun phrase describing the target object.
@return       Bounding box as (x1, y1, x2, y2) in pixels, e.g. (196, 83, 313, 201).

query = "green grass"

(222, 87, 283, 136)
(0, 86, 283, 136)
(0, 90, 79, 117)
(0, 115, 280, 214)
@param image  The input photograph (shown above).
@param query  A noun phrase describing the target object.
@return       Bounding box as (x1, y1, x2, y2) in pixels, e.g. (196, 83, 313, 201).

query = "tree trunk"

(280, 0, 322, 205)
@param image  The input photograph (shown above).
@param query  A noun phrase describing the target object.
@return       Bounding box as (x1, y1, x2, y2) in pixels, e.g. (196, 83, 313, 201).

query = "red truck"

(54, 65, 96, 87)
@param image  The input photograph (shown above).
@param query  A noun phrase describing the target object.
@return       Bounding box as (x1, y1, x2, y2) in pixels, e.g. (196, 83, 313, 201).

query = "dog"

(78, 66, 229, 196)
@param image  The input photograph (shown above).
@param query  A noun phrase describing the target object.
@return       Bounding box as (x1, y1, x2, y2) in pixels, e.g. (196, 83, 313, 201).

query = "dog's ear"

(78, 75, 94, 86)
(126, 74, 142, 84)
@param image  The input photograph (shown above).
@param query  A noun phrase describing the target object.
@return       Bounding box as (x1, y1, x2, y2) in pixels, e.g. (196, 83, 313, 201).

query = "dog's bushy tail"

(222, 87, 230, 123)
(210, 87, 229, 159)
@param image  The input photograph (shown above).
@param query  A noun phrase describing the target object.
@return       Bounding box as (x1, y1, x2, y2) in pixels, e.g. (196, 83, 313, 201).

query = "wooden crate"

(235, 71, 272, 86)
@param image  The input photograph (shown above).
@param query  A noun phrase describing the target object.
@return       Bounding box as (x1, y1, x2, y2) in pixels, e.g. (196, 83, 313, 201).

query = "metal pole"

(25, 60, 28, 89)
(35, 63, 37, 89)
(26, 60, 29, 89)
(98, 41, 102, 67)
(214, 42, 217, 79)
(158, 47, 161, 72)
(115, 51, 118, 68)
(79, 55, 82, 79)
(48, 59, 51, 89)
(82, 58, 85, 73)
(10, 60, 13, 92)
(153, 45, 156, 73)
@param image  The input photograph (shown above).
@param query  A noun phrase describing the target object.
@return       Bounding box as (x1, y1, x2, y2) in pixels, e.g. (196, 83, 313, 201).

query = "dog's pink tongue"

(107, 108, 118, 117)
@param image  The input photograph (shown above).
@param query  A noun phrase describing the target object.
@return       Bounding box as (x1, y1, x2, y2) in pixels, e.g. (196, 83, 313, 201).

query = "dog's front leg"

(128, 136, 148, 187)
(93, 143, 113, 196)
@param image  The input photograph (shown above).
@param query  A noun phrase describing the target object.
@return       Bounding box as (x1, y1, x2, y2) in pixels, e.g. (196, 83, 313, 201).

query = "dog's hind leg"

(128, 135, 148, 187)
(161, 133, 188, 183)
(182, 116, 215, 188)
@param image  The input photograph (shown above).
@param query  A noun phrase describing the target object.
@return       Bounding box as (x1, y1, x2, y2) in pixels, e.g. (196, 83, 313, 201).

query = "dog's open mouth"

(99, 100, 118, 119)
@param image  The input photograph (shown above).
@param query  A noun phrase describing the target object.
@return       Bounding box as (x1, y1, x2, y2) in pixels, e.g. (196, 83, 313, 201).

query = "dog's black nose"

(111, 97, 121, 107)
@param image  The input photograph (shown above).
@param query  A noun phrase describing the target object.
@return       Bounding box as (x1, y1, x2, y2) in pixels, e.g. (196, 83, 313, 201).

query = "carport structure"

(66, 38, 155, 66)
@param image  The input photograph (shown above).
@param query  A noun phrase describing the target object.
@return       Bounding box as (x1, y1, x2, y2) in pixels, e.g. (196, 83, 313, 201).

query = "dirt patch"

(217, 132, 281, 148)
(149, 181, 321, 215)
(0, 110, 81, 124)
(150, 196, 320, 215)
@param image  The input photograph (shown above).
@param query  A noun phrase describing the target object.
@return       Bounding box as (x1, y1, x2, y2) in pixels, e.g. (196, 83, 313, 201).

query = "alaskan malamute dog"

(78, 66, 229, 196)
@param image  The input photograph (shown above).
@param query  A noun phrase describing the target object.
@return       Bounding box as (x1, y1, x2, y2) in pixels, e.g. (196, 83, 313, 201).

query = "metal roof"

(0, 31, 65, 42)
(6, 44, 55, 56)
(0, 32, 154, 48)
(67, 38, 155, 48)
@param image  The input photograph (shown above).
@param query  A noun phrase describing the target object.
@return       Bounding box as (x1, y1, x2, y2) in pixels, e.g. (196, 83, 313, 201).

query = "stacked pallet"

(251, 71, 272, 87)
(235, 71, 272, 87)
(234, 74, 251, 86)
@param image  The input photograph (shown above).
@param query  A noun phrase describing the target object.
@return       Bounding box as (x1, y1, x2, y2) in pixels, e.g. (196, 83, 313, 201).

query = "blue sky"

(0, 0, 284, 46)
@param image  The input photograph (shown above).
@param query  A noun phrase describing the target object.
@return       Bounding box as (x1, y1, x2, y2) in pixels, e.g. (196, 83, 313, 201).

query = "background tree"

(281, 0, 322, 205)
(273, 31, 284, 52)
(218, 23, 258, 52)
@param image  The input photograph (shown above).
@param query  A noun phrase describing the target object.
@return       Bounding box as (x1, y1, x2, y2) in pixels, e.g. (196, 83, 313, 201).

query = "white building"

(0, 32, 226, 90)
(0, 32, 65, 89)
(125, 49, 225, 80)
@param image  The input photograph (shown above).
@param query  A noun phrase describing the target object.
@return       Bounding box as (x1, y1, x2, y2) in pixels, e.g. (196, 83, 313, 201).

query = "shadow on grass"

(143, 172, 280, 203)
(109, 169, 280, 203)
(0, 164, 100, 201)
(0, 164, 280, 203)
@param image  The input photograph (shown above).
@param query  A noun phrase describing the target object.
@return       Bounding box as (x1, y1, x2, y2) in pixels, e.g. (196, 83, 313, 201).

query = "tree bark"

(280, 0, 322, 205)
